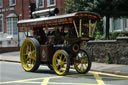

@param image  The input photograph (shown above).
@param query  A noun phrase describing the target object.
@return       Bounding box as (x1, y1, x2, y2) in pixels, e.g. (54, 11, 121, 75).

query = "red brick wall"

(36, 0, 65, 15)
(56, 0, 65, 15)
(0, 47, 20, 54)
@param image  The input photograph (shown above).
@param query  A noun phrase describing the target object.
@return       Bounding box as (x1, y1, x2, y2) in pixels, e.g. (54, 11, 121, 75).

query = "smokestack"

(32, 8, 59, 18)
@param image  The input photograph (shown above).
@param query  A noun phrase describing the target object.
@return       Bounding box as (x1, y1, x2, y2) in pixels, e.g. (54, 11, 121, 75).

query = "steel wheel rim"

(20, 39, 36, 71)
(74, 50, 89, 73)
(53, 51, 67, 75)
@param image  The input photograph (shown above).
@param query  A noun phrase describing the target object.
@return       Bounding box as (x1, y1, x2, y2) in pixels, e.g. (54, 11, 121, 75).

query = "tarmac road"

(0, 51, 128, 75)
(0, 61, 128, 85)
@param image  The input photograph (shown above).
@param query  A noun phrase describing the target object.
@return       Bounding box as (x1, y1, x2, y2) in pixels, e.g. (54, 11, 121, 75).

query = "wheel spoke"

(78, 63, 81, 69)
(80, 64, 85, 71)
(57, 64, 60, 70)
(59, 65, 65, 72)
(57, 59, 60, 64)
(25, 56, 29, 62)
(31, 50, 36, 60)
(56, 63, 59, 67)
(30, 59, 35, 67)
(29, 58, 32, 64)
(22, 53, 28, 56)
(62, 56, 66, 62)
(29, 44, 32, 51)
(59, 54, 62, 61)
(28, 59, 34, 68)
(84, 63, 88, 68)
(64, 61, 67, 64)
(26, 45, 30, 51)
(26, 58, 30, 65)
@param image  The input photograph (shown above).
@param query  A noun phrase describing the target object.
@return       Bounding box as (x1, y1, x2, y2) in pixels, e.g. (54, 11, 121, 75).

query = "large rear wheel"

(52, 50, 70, 76)
(20, 38, 40, 72)
(74, 49, 91, 74)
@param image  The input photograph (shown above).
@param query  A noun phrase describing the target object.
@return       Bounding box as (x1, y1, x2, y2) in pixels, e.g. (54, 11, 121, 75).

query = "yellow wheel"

(20, 38, 40, 72)
(74, 49, 91, 74)
(52, 50, 70, 76)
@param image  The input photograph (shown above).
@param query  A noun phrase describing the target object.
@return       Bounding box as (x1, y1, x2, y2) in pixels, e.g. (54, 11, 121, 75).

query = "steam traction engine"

(18, 8, 100, 76)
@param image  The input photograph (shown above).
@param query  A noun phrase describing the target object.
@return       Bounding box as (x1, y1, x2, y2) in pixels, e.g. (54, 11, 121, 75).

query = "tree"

(65, 0, 128, 39)
(65, 0, 91, 13)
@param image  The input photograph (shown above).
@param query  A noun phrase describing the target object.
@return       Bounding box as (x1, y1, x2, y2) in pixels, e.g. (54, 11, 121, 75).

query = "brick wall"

(37, 0, 65, 15)
(86, 37, 128, 65)
(0, 47, 20, 54)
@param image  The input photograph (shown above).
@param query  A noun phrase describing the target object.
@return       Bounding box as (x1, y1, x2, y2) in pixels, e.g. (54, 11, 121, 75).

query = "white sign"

(0, 8, 14, 13)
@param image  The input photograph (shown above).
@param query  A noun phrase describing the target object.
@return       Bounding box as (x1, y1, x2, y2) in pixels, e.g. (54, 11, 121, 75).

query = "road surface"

(0, 61, 128, 85)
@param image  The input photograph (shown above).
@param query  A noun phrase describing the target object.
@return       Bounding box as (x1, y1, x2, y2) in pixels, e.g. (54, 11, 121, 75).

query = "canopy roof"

(18, 11, 100, 28)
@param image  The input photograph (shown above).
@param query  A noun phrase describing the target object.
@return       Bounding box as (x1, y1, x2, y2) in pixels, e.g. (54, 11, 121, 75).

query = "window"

(113, 18, 121, 31)
(10, 0, 16, 6)
(37, 0, 44, 8)
(0, 14, 3, 32)
(47, 0, 56, 7)
(0, 0, 3, 8)
(123, 18, 128, 28)
(123, 18, 128, 31)
(7, 18, 18, 35)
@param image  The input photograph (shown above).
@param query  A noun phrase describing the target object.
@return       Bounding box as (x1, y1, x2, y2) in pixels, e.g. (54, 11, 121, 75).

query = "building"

(0, 0, 65, 47)
(103, 17, 128, 37)
(109, 18, 128, 33)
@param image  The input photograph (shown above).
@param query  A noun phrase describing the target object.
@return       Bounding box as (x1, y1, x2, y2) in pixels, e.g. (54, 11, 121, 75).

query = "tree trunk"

(105, 16, 110, 40)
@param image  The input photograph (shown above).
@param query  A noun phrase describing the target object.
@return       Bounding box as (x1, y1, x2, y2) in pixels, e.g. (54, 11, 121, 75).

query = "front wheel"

(52, 50, 70, 76)
(74, 49, 91, 74)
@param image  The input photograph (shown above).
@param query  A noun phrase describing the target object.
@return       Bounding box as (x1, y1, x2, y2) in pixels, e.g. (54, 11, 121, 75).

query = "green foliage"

(105, 56, 111, 64)
(109, 32, 128, 40)
(93, 20, 105, 40)
(109, 33, 117, 40)
(94, 32, 128, 40)
(94, 32, 105, 40)
(65, 0, 128, 17)
(65, 0, 92, 13)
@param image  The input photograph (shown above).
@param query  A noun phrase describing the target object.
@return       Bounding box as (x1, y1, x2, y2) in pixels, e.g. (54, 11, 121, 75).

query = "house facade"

(0, 0, 65, 47)
(103, 17, 128, 33)
(109, 18, 128, 33)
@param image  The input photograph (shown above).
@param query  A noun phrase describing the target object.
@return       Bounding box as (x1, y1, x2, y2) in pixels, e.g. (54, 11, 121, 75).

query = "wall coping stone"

(88, 40, 117, 43)
(117, 37, 128, 43)
(117, 37, 128, 40)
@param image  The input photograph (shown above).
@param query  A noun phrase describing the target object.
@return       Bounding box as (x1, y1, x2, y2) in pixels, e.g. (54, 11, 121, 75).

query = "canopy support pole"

(73, 20, 79, 37)
(79, 19, 82, 37)
(89, 20, 92, 37)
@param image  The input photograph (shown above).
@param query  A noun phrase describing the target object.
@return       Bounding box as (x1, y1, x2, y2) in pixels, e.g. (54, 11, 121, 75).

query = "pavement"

(0, 51, 128, 75)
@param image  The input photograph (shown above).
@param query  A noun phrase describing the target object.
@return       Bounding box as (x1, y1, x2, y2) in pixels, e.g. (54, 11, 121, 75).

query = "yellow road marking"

(41, 78, 49, 85)
(67, 73, 128, 79)
(49, 82, 98, 85)
(0, 76, 64, 85)
(9, 81, 102, 85)
(0, 71, 128, 85)
(90, 71, 128, 78)
(20, 81, 41, 84)
(93, 73, 106, 85)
